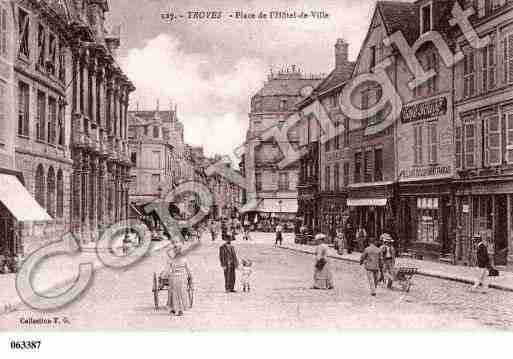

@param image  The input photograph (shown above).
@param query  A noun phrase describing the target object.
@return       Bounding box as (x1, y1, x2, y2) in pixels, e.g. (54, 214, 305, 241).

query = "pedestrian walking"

(219, 237, 239, 292)
(379, 233, 396, 289)
(167, 243, 193, 317)
(471, 237, 490, 293)
(240, 259, 253, 292)
(356, 225, 368, 252)
(312, 235, 334, 289)
(360, 238, 383, 296)
(274, 222, 284, 246)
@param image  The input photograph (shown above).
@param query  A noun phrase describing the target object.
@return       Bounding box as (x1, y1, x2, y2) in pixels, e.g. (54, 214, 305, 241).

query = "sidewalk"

(0, 234, 203, 315)
(281, 242, 513, 292)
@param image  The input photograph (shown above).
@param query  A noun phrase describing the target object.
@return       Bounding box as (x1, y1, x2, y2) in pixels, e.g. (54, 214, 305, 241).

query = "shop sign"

(401, 96, 447, 123)
(399, 166, 451, 179)
(326, 150, 345, 162)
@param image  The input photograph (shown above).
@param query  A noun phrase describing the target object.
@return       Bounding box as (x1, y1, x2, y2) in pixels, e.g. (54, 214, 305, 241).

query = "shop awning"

(256, 199, 298, 213)
(0, 174, 52, 221)
(347, 198, 387, 207)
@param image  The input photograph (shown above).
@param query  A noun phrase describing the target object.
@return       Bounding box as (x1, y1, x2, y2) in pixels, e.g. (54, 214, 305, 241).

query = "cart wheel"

(153, 273, 159, 309)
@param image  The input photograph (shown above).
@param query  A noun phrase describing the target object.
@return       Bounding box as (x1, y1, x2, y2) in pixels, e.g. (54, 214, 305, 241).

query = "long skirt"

(313, 261, 334, 289)
(167, 270, 190, 312)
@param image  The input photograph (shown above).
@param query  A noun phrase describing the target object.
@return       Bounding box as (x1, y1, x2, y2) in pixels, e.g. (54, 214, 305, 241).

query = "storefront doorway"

(0, 202, 15, 256)
(495, 195, 508, 265)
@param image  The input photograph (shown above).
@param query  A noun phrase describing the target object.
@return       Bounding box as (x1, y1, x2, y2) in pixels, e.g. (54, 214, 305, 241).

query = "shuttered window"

(464, 50, 476, 98)
(364, 150, 373, 182)
(325, 166, 331, 191)
(413, 124, 423, 165)
(485, 115, 500, 166)
(455, 126, 462, 169)
(334, 163, 340, 191)
(465, 123, 476, 168)
(482, 41, 496, 92)
(506, 113, 513, 163)
(0, 7, 7, 58)
(427, 122, 438, 164)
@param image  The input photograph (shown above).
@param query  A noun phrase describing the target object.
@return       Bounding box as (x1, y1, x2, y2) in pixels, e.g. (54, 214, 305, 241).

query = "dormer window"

(420, 3, 432, 34)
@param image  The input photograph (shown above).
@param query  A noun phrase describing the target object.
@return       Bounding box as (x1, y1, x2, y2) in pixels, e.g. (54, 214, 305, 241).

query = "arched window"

(47, 167, 55, 217)
(56, 169, 64, 218)
(35, 164, 45, 208)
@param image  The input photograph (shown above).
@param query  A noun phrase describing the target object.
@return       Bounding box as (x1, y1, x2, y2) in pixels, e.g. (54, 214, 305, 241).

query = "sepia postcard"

(1, 1, 513, 351)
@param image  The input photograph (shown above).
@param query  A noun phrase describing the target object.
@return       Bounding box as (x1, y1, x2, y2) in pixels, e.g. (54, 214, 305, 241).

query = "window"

(482, 41, 496, 92)
(485, 115, 500, 165)
(417, 197, 439, 243)
(18, 8, 29, 58)
(325, 166, 331, 191)
(130, 152, 137, 165)
(465, 122, 476, 167)
(421, 4, 432, 34)
(334, 163, 340, 191)
(354, 152, 362, 183)
(48, 33, 57, 75)
(463, 50, 476, 98)
(47, 167, 55, 217)
(361, 89, 369, 120)
(0, 7, 7, 58)
(59, 42, 65, 81)
(325, 137, 331, 152)
(343, 162, 349, 186)
(455, 126, 463, 169)
(370, 46, 376, 71)
(48, 97, 57, 144)
(413, 125, 423, 165)
(427, 122, 438, 164)
(35, 164, 45, 208)
(374, 148, 383, 181)
(279, 99, 287, 111)
(36, 91, 46, 141)
(152, 151, 161, 168)
(56, 169, 63, 218)
(426, 53, 438, 94)
(58, 102, 65, 146)
(37, 24, 46, 69)
(506, 112, 513, 163)
(364, 150, 373, 182)
(334, 133, 340, 150)
(151, 174, 161, 185)
(343, 118, 350, 148)
(278, 173, 289, 191)
(255, 173, 262, 191)
(18, 82, 29, 136)
(143, 126, 148, 136)
(503, 33, 513, 84)
(153, 126, 159, 138)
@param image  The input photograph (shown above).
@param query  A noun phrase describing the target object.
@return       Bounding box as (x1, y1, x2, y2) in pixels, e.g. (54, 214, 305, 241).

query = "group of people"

(312, 232, 397, 295)
(208, 218, 252, 242)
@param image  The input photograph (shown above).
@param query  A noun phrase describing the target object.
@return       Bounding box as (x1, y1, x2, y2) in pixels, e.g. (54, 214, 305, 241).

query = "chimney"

(335, 38, 349, 71)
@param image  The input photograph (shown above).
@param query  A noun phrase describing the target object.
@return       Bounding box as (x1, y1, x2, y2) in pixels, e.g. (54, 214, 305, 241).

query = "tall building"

(243, 68, 322, 223)
(0, 0, 135, 260)
(128, 107, 183, 204)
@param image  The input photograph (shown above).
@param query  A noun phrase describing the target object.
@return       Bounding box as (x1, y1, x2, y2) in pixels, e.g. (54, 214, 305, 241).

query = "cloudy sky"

(107, 0, 380, 158)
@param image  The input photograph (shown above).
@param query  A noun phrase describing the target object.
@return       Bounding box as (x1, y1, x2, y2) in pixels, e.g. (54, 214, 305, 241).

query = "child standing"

(241, 259, 253, 292)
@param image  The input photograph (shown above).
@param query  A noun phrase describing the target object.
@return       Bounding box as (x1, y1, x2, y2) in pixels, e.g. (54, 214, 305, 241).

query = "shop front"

(398, 181, 454, 259)
(455, 180, 513, 266)
(318, 193, 347, 242)
(347, 183, 396, 241)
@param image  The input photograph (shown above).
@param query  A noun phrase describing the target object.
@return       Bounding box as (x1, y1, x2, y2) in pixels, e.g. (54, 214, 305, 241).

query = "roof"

(254, 77, 323, 97)
(128, 110, 178, 123)
(314, 62, 355, 95)
(377, 1, 419, 45)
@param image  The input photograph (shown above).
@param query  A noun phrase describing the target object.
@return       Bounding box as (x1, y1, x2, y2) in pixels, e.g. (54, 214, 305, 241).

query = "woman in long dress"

(313, 237, 334, 289)
(167, 243, 193, 317)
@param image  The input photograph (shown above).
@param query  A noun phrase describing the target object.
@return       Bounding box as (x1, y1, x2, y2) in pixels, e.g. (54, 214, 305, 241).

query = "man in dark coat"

(472, 237, 490, 293)
(219, 238, 239, 292)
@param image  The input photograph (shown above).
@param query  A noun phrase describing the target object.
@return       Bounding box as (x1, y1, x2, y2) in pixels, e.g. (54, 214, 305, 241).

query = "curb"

(0, 238, 200, 316)
(280, 245, 513, 293)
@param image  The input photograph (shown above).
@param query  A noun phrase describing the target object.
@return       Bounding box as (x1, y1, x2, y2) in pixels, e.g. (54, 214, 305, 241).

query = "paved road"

(2, 232, 513, 330)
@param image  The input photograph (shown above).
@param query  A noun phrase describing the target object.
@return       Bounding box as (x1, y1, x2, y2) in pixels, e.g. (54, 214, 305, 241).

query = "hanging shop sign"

(401, 96, 447, 123)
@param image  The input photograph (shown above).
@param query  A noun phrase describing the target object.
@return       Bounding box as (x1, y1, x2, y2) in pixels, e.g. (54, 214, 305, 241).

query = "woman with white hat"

(166, 242, 193, 316)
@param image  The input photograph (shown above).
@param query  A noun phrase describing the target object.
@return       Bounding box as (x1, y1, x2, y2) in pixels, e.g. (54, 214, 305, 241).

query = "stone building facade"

(243, 68, 322, 223)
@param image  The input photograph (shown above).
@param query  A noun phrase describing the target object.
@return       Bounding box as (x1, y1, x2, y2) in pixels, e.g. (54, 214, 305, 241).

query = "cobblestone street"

(2, 233, 513, 330)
